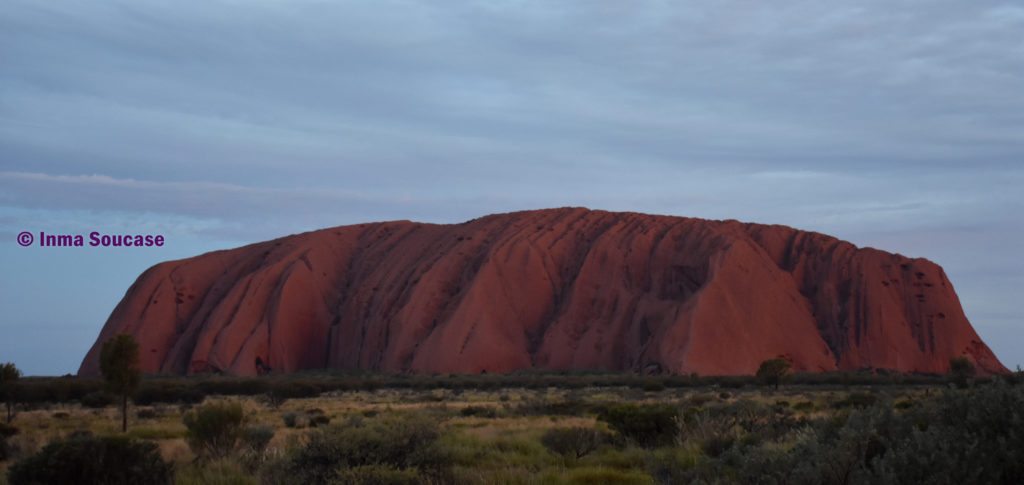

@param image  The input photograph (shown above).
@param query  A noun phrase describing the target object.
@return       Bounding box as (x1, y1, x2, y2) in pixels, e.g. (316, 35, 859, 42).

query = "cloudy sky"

(1, 1, 1021, 375)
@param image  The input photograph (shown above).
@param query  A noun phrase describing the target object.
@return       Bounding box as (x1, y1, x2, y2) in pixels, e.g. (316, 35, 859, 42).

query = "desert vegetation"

(0, 362, 1022, 484)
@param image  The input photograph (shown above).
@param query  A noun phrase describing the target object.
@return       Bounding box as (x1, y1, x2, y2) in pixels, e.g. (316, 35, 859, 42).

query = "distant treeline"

(9, 370, 980, 406)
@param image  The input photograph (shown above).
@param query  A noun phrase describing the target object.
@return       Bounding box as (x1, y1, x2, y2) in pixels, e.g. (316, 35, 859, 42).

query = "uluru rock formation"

(79, 208, 1006, 377)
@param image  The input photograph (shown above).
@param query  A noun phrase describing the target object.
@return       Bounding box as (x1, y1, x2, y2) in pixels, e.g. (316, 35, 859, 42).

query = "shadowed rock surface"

(78, 208, 1007, 377)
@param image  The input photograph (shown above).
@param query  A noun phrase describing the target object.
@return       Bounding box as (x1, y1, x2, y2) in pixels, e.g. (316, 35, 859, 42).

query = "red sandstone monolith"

(78, 208, 1007, 377)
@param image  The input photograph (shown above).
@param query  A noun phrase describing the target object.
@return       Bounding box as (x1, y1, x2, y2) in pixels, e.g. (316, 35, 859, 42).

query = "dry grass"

(0, 384, 929, 484)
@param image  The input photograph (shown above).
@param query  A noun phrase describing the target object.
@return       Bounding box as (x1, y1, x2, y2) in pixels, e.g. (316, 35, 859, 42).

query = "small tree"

(949, 356, 976, 388)
(100, 334, 141, 432)
(541, 427, 610, 460)
(1, 362, 21, 423)
(756, 358, 791, 390)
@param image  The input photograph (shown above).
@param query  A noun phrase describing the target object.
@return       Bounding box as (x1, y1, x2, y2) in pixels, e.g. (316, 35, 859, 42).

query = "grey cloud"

(3, 1, 1023, 185)
(0, 0, 1021, 371)
(0, 171, 483, 231)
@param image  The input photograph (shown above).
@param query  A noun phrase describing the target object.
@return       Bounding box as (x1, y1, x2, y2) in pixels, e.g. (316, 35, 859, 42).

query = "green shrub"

(1007, 366, 1023, 386)
(333, 465, 420, 485)
(241, 425, 274, 455)
(183, 401, 248, 460)
(600, 404, 678, 448)
(541, 427, 611, 459)
(282, 411, 303, 428)
(642, 379, 666, 392)
(261, 390, 288, 409)
(876, 381, 1024, 483)
(793, 401, 815, 412)
(687, 394, 714, 407)
(7, 435, 171, 485)
(282, 409, 329, 429)
(79, 391, 114, 408)
(676, 398, 800, 454)
(127, 426, 185, 440)
(175, 458, 256, 485)
(646, 447, 701, 484)
(700, 434, 736, 457)
(136, 408, 160, 419)
(238, 424, 274, 470)
(459, 405, 497, 418)
(270, 381, 322, 399)
(0, 423, 17, 461)
(664, 383, 1024, 484)
(0, 423, 18, 439)
(133, 384, 205, 405)
(514, 397, 590, 417)
(893, 399, 915, 410)
(560, 466, 654, 484)
(833, 392, 878, 409)
(307, 409, 331, 427)
(268, 413, 449, 484)
(949, 356, 976, 388)
(0, 437, 9, 462)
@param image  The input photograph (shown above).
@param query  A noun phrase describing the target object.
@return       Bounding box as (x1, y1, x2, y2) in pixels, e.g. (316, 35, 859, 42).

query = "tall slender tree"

(100, 334, 141, 432)
(0, 362, 21, 423)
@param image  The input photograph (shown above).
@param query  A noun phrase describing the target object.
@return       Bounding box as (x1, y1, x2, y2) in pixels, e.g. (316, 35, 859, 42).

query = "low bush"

(793, 401, 815, 412)
(133, 383, 205, 405)
(646, 447, 701, 484)
(334, 465, 420, 485)
(832, 391, 878, 409)
(6, 435, 172, 485)
(266, 413, 449, 484)
(282, 411, 303, 428)
(642, 379, 666, 392)
(687, 394, 714, 407)
(541, 427, 612, 459)
(282, 409, 329, 428)
(127, 426, 184, 440)
(306, 408, 331, 427)
(557, 466, 653, 484)
(893, 399, 915, 410)
(459, 405, 498, 418)
(514, 397, 591, 417)
(949, 356, 976, 388)
(666, 383, 1024, 484)
(183, 401, 248, 460)
(241, 425, 274, 455)
(0, 437, 9, 462)
(136, 408, 160, 419)
(600, 404, 678, 448)
(175, 458, 257, 485)
(79, 391, 114, 408)
(261, 390, 288, 409)
(0, 423, 18, 461)
(239, 424, 275, 471)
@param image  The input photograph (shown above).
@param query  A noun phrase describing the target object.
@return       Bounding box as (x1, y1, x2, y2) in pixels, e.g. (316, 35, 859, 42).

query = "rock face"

(78, 208, 1006, 377)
